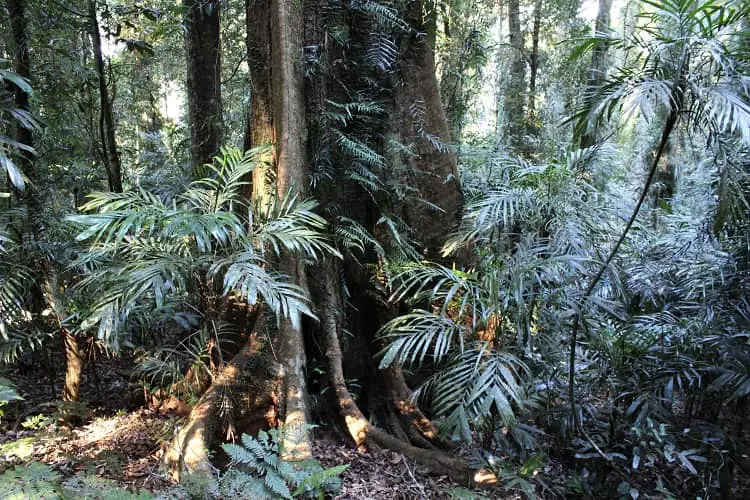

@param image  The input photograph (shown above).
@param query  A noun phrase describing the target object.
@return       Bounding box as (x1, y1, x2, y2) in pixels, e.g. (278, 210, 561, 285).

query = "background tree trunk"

(580, 0, 612, 149)
(88, 0, 122, 192)
(184, 0, 222, 170)
(392, 0, 462, 253)
(505, 0, 526, 150)
(7, 0, 33, 180)
(528, 0, 542, 121)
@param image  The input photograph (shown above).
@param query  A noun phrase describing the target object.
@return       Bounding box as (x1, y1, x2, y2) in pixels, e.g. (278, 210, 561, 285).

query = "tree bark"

(9, 0, 85, 404)
(505, 0, 526, 150)
(580, 0, 612, 149)
(314, 260, 475, 485)
(164, 313, 284, 480)
(88, 0, 123, 192)
(62, 332, 84, 402)
(184, 0, 222, 170)
(393, 0, 463, 254)
(7, 0, 33, 180)
(7, 0, 40, 241)
(38, 264, 84, 403)
(528, 0, 542, 120)
(244, 0, 275, 205)
(270, 0, 314, 461)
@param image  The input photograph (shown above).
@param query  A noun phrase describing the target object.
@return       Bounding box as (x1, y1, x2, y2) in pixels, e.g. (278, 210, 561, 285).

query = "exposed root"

(315, 262, 479, 485)
(163, 313, 284, 480)
(276, 257, 314, 461)
(381, 365, 451, 450)
(277, 316, 313, 460)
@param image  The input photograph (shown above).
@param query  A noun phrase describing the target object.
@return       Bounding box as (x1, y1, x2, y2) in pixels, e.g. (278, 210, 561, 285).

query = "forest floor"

(0, 355, 500, 499)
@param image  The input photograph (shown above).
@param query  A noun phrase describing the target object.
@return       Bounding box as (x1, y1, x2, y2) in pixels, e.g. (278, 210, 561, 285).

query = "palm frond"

(378, 310, 466, 368)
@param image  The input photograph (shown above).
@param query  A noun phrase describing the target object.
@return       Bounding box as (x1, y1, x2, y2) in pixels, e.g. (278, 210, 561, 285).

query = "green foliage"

(221, 427, 347, 499)
(483, 454, 550, 499)
(571, 0, 750, 147)
(0, 0, 748, 497)
(0, 206, 36, 341)
(0, 376, 22, 421)
(0, 462, 164, 500)
(378, 151, 604, 444)
(0, 61, 39, 193)
(131, 320, 236, 398)
(443, 487, 490, 499)
(55, 401, 92, 425)
(60, 473, 153, 499)
(21, 413, 51, 431)
(69, 147, 332, 347)
(0, 437, 36, 460)
(0, 462, 61, 499)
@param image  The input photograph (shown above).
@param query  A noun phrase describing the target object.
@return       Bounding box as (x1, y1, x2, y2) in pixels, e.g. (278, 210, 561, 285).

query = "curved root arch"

(163, 313, 284, 480)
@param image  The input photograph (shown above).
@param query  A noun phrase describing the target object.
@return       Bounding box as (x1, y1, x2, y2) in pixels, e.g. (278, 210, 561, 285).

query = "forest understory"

(2, 0, 750, 498)
(0, 351, 493, 499)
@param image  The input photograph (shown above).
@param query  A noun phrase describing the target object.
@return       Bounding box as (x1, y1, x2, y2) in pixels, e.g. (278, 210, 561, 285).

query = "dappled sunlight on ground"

(1, 409, 175, 491)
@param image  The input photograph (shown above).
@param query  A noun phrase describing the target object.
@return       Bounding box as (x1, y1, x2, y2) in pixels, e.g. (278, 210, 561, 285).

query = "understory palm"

(68, 147, 334, 389)
(378, 152, 613, 446)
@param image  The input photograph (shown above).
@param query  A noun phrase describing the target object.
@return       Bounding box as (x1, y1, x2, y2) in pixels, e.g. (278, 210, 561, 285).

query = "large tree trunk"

(392, 0, 463, 254)
(244, 0, 274, 205)
(580, 0, 612, 149)
(184, 0, 222, 170)
(164, 313, 284, 479)
(312, 260, 474, 485)
(270, 0, 315, 460)
(168, 0, 473, 484)
(88, 0, 123, 193)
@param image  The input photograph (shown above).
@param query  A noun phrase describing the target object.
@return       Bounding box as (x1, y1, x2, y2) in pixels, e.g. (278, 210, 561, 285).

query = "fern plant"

(0, 462, 62, 500)
(221, 427, 348, 499)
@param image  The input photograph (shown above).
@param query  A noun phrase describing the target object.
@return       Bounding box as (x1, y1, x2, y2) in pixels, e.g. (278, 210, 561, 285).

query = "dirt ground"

(0, 354, 499, 499)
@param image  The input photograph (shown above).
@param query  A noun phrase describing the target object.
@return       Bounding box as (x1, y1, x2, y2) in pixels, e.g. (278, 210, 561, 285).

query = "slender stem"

(568, 81, 685, 431)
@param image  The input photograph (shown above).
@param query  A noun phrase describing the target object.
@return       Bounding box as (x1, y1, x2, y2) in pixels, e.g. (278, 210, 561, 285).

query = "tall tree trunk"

(88, 0, 123, 192)
(505, 0, 526, 150)
(168, 0, 475, 482)
(393, 0, 462, 254)
(270, 0, 314, 460)
(164, 312, 284, 479)
(40, 265, 85, 403)
(184, 0, 222, 170)
(528, 0, 542, 121)
(9, 0, 85, 404)
(62, 331, 84, 402)
(244, 0, 274, 205)
(7, 0, 37, 235)
(580, 0, 612, 149)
